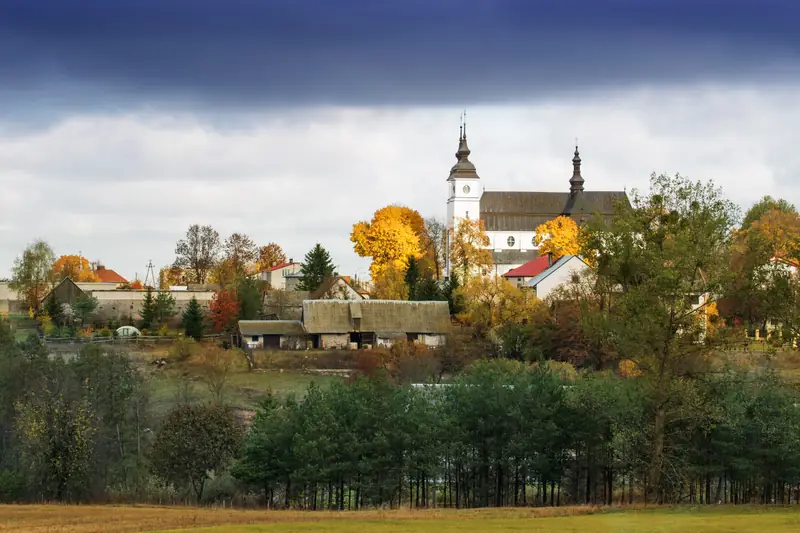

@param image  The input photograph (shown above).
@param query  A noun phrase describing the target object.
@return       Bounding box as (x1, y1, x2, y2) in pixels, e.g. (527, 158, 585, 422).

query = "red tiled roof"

(263, 261, 297, 272)
(94, 266, 127, 283)
(503, 256, 558, 278)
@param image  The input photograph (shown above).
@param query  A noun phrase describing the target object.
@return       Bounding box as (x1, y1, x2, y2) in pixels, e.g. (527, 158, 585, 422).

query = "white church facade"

(445, 125, 629, 277)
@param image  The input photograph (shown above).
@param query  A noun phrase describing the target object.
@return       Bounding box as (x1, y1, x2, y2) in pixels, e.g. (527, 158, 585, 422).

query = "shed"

(302, 300, 451, 349)
(238, 320, 307, 350)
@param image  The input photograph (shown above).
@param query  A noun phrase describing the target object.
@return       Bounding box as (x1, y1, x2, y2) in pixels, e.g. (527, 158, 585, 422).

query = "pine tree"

(139, 288, 157, 330)
(45, 293, 64, 326)
(405, 256, 421, 300)
(297, 244, 335, 292)
(182, 296, 205, 340)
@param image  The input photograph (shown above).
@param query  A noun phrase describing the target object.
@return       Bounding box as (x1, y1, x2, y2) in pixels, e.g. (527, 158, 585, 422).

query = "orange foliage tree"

(534, 216, 584, 260)
(159, 266, 186, 289)
(208, 288, 239, 333)
(129, 280, 144, 290)
(51, 255, 98, 282)
(351, 205, 425, 291)
(448, 218, 492, 281)
(256, 243, 287, 272)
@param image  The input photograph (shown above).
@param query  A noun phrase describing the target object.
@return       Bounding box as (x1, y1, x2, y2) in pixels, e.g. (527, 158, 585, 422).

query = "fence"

(42, 334, 223, 346)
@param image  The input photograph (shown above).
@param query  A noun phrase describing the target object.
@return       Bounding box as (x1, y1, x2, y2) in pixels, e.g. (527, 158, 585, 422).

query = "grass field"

(2, 505, 800, 533)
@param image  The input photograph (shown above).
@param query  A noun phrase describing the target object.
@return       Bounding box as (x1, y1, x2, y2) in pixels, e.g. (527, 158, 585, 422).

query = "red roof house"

(503, 255, 559, 286)
(94, 265, 128, 284)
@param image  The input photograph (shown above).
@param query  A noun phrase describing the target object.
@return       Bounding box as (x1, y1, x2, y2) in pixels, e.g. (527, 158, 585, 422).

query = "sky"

(1, 0, 800, 280)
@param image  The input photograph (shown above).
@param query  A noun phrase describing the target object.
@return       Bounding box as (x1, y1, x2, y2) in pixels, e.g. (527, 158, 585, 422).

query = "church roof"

(480, 190, 628, 232)
(447, 114, 480, 181)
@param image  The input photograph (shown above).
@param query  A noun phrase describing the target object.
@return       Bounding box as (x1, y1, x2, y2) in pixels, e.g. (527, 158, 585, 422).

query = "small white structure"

(116, 325, 141, 337)
(526, 255, 590, 299)
(238, 320, 307, 350)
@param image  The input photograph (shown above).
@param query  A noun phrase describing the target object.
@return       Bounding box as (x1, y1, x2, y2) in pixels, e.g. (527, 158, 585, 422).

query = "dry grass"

(3, 505, 800, 533)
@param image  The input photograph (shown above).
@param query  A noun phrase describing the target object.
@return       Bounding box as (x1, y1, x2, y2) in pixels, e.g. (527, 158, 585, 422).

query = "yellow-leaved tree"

(351, 205, 425, 294)
(51, 255, 99, 282)
(449, 218, 492, 281)
(457, 275, 540, 332)
(533, 216, 583, 259)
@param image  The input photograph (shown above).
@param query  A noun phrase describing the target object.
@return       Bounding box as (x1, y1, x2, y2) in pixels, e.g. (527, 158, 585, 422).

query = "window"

(465, 211, 469, 219)
(251, 335, 258, 342)
(532, 236, 536, 246)
(507, 236, 516, 247)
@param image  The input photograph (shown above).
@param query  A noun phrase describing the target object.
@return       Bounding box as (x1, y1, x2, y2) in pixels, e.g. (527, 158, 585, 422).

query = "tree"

(237, 277, 263, 320)
(457, 275, 540, 333)
(224, 232, 258, 275)
(51, 255, 99, 283)
(581, 172, 738, 500)
(174, 224, 221, 284)
(159, 266, 185, 289)
(256, 243, 287, 272)
(208, 288, 240, 333)
(405, 256, 421, 300)
(193, 346, 247, 404)
(129, 280, 144, 290)
(154, 292, 177, 326)
(181, 297, 206, 340)
(72, 295, 99, 327)
(741, 195, 797, 231)
(208, 258, 238, 288)
(45, 293, 64, 327)
(139, 288, 157, 330)
(372, 261, 408, 300)
(297, 244, 335, 293)
(421, 218, 447, 280)
(10, 240, 55, 312)
(149, 403, 243, 501)
(449, 218, 492, 281)
(351, 205, 424, 280)
(534, 216, 583, 259)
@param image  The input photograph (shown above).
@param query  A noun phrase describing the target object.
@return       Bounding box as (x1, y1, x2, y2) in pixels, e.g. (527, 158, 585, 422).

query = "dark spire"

(569, 144, 584, 195)
(448, 111, 479, 180)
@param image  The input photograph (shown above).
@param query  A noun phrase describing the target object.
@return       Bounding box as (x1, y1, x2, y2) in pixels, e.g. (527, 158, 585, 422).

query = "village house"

(260, 260, 303, 291)
(301, 299, 451, 350)
(238, 320, 307, 349)
(310, 276, 364, 300)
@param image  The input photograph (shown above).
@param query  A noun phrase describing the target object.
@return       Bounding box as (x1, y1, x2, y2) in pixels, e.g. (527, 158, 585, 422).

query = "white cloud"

(0, 83, 798, 280)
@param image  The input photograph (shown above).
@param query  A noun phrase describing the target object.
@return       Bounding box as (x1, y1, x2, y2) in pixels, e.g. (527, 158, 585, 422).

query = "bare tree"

(422, 218, 447, 280)
(194, 346, 247, 404)
(224, 232, 258, 275)
(174, 225, 221, 284)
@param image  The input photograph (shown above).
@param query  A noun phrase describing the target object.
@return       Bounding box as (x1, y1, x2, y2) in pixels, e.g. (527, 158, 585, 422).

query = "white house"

(525, 255, 590, 299)
(261, 261, 303, 291)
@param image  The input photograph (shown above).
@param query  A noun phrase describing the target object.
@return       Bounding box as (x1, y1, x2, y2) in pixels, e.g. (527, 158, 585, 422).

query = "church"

(445, 125, 629, 277)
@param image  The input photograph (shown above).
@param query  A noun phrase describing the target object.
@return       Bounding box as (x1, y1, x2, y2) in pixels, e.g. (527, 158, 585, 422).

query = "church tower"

(446, 115, 482, 232)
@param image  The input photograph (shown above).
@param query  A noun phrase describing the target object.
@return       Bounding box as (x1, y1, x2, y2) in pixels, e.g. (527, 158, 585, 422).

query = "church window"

(507, 236, 515, 247)
(532, 236, 536, 246)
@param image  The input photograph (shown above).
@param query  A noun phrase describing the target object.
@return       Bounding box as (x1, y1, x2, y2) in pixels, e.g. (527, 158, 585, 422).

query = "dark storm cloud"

(1, 0, 799, 114)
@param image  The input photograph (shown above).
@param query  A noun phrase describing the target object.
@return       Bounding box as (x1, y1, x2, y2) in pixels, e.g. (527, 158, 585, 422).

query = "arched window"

(532, 236, 537, 246)
(507, 236, 515, 247)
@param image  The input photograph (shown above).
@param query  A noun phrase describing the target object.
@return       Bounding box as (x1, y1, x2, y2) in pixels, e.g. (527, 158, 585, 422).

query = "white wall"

(262, 263, 303, 291)
(531, 257, 589, 299)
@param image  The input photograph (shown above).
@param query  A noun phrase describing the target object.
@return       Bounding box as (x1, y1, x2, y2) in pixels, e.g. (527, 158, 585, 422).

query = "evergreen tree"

(154, 292, 177, 326)
(297, 244, 335, 292)
(404, 256, 421, 300)
(139, 288, 157, 330)
(236, 277, 263, 320)
(181, 296, 205, 340)
(44, 293, 63, 327)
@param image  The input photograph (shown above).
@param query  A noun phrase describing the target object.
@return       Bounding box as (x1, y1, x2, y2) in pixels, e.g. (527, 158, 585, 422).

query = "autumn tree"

(256, 243, 287, 272)
(193, 346, 247, 404)
(457, 275, 539, 333)
(129, 280, 144, 290)
(448, 218, 492, 281)
(10, 240, 56, 312)
(224, 233, 258, 276)
(297, 244, 335, 293)
(351, 205, 425, 282)
(174, 224, 221, 284)
(208, 258, 238, 288)
(534, 216, 583, 259)
(51, 255, 98, 283)
(421, 218, 447, 280)
(208, 288, 240, 333)
(740, 195, 797, 231)
(373, 261, 408, 300)
(159, 266, 185, 289)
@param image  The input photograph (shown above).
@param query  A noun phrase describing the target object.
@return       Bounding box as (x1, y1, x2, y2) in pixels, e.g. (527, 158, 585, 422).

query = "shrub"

(169, 337, 199, 362)
(158, 323, 170, 337)
(0, 469, 24, 502)
(97, 327, 113, 338)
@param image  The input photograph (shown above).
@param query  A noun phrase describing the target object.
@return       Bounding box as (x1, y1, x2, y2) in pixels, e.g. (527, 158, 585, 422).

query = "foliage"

(169, 337, 199, 362)
(154, 292, 177, 325)
(351, 205, 425, 281)
(457, 275, 540, 334)
(181, 296, 206, 340)
(174, 224, 221, 284)
(404, 256, 421, 300)
(421, 217, 447, 280)
(223, 232, 258, 275)
(159, 266, 185, 289)
(45, 293, 65, 327)
(236, 276, 263, 320)
(256, 242, 287, 272)
(741, 195, 797, 231)
(129, 280, 144, 290)
(10, 240, 56, 312)
(51, 255, 99, 283)
(72, 294, 99, 326)
(449, 217, 492, 280)
(372, 260, 408, 299)
(297, 244, 336, 292)
(139, 288, 158, 330)
(149, 403, 243, 501)
(534, 216, 583, 260)
(192, 346, 248, 404)
(208, 288, 239, 334)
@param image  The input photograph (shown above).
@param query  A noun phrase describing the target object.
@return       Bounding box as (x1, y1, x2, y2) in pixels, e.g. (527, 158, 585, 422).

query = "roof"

(503, 255, 556, 278)
(40, 277, 85, 303)
(526, 255, 589, 288)
(480, 190, 629, 232)
(238, 320, 306, 336)
(310, 276, 363, 300)
(94, 266, 127, 283)
(263, 261, 299, 273)
(302, 300, 451, 335)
